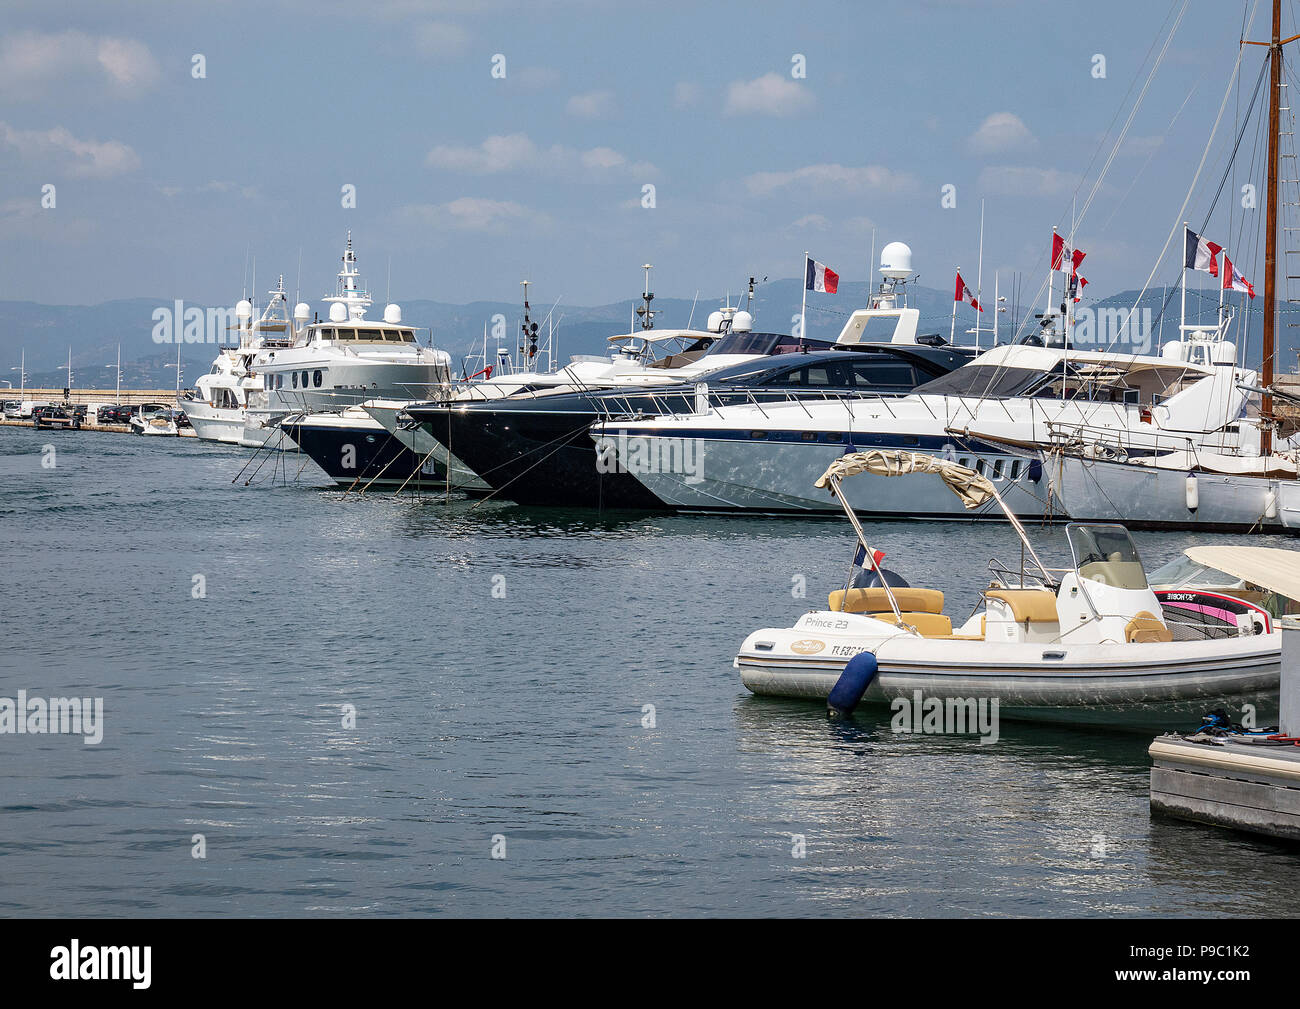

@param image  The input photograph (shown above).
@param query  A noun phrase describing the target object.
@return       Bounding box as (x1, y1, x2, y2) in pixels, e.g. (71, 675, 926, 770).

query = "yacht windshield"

(1066, 524, 1148, 590)
(913, 365, 1044, 399)
(1147, 554, 1241, 590)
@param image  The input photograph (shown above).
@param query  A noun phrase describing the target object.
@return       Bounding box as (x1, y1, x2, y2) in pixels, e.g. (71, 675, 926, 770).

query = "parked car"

(33, 404, 82, 430)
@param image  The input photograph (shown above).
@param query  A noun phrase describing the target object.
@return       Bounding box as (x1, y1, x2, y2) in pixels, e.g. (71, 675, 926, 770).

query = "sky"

(1, 0, 1295, 317)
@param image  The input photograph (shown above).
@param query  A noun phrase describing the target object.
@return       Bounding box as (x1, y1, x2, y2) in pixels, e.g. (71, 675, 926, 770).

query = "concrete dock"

(0, 388, 194, 436)
(1151, 615, 1300, 840)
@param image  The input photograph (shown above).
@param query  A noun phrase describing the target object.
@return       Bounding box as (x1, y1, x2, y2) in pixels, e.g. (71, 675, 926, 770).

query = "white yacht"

(244, 233, 451, 443)
(589, 249, 1256, 518)
(181, 278, 296, 447)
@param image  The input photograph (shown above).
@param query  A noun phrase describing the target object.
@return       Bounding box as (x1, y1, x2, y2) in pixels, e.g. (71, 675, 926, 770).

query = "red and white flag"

(805, 258, 839, 294)
(1073, 275, 1089, 303)
(1222, 253, 1255, 298)
(1051, 233, 1087, 274)
(954, 271, 983, 312)
(1184, 228, 1222, 277)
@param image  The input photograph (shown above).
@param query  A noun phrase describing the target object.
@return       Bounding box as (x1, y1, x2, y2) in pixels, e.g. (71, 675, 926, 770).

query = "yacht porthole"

(313, 370, 323, 387)
(291, 372, 298, 389)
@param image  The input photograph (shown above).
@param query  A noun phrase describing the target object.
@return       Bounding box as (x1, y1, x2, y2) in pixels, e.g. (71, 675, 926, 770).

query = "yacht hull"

(414, 404, 665, 509)
(360, 402, 491, 493)
(279, 415, 446, 489)
(184, 406, 247, 445)
(606, 431, 1054, 517)
(1051, 455, 1294, 532)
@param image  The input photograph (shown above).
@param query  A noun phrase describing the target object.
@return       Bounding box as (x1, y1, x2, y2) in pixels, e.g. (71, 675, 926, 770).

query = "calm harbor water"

(1, 427, 1298, 917)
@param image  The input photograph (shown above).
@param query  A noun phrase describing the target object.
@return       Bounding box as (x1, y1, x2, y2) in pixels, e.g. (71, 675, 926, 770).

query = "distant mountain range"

(2, 279, 1295, 390)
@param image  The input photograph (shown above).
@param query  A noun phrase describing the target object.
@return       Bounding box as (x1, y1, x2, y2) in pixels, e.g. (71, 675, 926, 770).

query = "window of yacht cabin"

(849, 360, 917, 389)
(992, 458, 1005, 480)
(1009, 459, 1022, 480)
(313, 370, 322, 387)
(357, 329, 384, 342)
(291, 372, 298, 389)
(276, 374, 283, 389)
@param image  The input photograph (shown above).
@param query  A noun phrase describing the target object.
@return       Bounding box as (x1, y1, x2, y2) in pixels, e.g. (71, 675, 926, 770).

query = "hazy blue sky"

(0, 0, 1290, 312)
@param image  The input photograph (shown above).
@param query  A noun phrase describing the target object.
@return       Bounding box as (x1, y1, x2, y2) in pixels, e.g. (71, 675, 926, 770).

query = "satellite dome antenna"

(634, 263, 656, 331)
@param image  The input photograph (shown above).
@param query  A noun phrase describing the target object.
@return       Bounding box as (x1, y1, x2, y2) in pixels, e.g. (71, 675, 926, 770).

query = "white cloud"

(426, 132, 654, 178)
(977, 165, 1080, 198)
(789, 213, 830, 231)
(742, 162, 916, 197)
(0, 122, 141, 178)
(401, 197, 549, 233)
(724, 72, 813, 117)
(967, 112, 1036, 155)
(413, 21, 470, 55)
(0, 30, 159, 97)
(514, 66, 560, 90)
(672, 82, 699, 109)
(566, 89, 616, 119)
(0, 196, 94, 241)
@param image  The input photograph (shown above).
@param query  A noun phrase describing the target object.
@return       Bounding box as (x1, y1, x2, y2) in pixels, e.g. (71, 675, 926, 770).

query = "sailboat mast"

(1263, 0, 1282, 455)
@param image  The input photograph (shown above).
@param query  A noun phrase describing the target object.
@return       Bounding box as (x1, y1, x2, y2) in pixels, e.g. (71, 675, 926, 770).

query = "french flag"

(1185, 228, 1222, 277)
(852, 544, 886, 570)
(805, 258, 839, 294)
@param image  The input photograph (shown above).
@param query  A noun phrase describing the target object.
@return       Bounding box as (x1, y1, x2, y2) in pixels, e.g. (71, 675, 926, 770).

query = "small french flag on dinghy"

(805, 258, 839, 293)
(853, 544, 886, 570)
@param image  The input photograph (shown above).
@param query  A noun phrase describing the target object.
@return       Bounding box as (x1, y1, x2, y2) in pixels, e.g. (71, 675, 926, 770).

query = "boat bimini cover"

(815, 450, 997, 510)
(1183, 546, 1300, 603)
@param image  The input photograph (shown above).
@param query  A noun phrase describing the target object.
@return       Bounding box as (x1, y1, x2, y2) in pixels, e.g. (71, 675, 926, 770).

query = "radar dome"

(732, 310, 753, 333)
(294, 302, 311, 322)
(383, 304, 402, 324)
(328, 302, 347, 323)
(879, 241, 913, 279)
(235, 299, 253, 320)
(706, 310, 724, 333)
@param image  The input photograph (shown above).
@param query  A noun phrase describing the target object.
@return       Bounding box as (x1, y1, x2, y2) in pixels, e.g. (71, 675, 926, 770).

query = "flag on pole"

(805, 258, 839, 293)
(1184, 228, 1223, 277)
(1222, 253, 1255, 298)
(852, 544, 886, 570)
(1072, 275, 1089, 303)
(1051, 233, 1086, 274)
(954, 271, 983, 311)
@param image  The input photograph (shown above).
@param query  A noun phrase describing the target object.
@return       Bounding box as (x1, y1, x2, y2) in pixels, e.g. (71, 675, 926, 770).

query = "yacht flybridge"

(182, 277, 295, 447)
(245, 233, 451, 441)
(734, 450, 1282, 728)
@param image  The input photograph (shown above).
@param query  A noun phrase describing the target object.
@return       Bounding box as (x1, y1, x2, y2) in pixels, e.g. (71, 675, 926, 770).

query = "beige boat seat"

(895, 613, 953, 636)
(1126, 611, 1173, 643)
(985, 589, 1059, 623)
(829, 587, 945, 615)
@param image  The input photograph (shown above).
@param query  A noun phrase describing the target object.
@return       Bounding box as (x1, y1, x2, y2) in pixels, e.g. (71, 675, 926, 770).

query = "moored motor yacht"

(245, 233, 451, 437)
(181, 278, 296, 447)
(409, 342, 972, 509)
(733, 449, 1282, 728)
